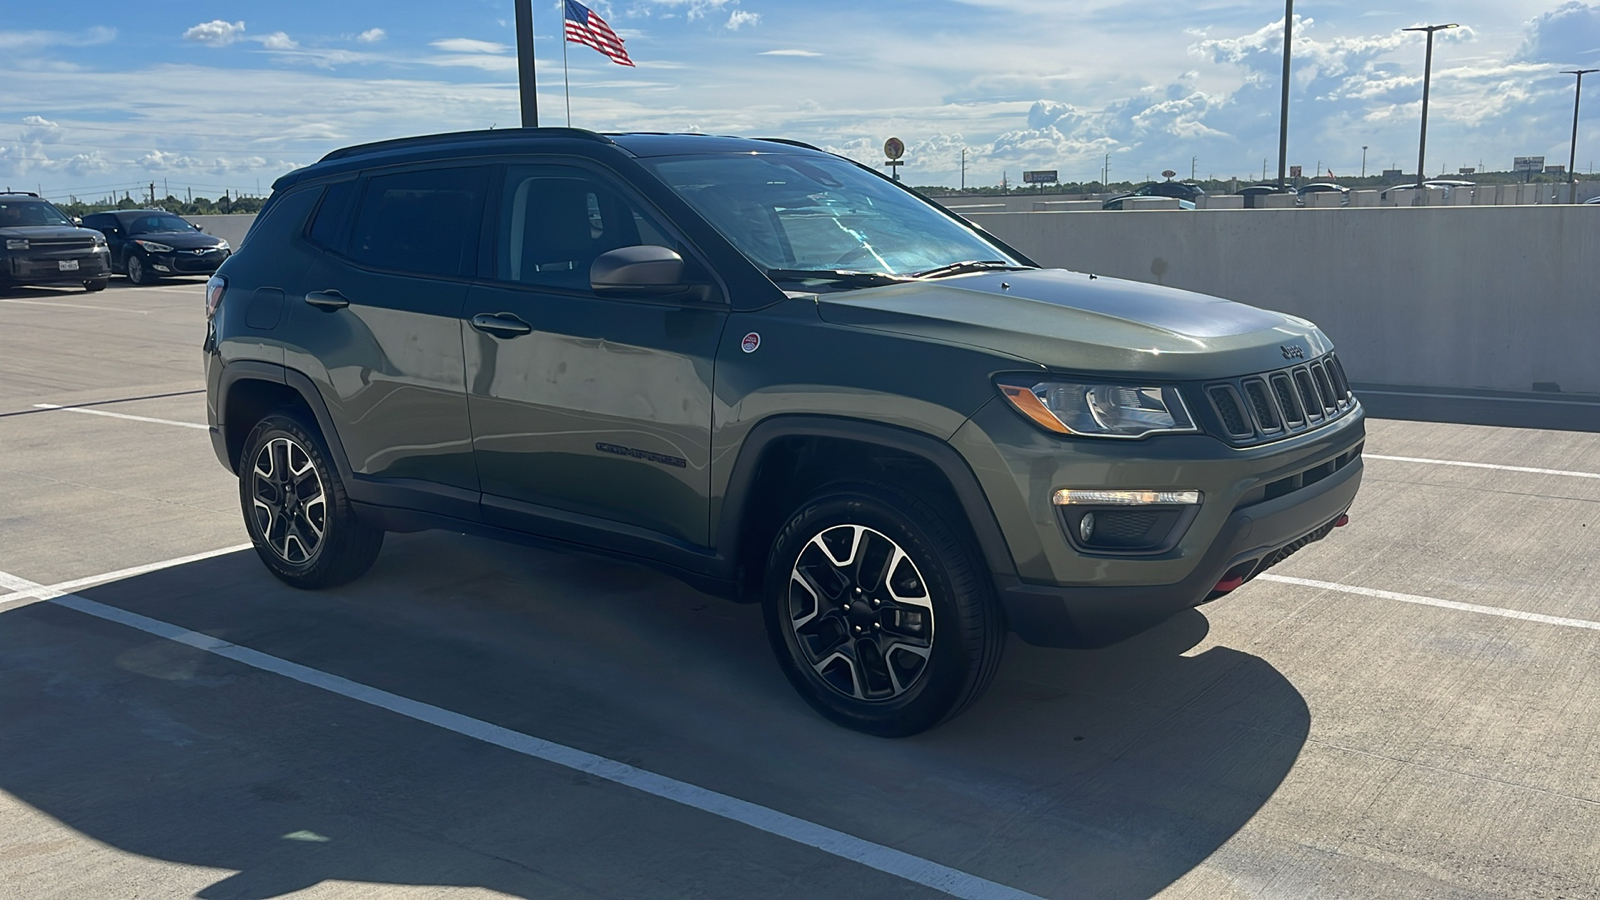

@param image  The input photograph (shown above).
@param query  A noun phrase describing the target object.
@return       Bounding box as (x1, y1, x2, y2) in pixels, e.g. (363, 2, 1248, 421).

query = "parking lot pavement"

(4, 284, 1600, 899)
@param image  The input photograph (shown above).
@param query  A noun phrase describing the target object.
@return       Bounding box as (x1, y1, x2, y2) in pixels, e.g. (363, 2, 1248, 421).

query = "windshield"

(0, 200, 73, 228)
(640, 153, 1025, 285)
(126, 213, 195, 235)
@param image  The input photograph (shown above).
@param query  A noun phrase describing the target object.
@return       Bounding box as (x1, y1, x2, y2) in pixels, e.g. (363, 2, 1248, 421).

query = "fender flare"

(215, 360, 354, 484)
(715, 415, 1018, 581)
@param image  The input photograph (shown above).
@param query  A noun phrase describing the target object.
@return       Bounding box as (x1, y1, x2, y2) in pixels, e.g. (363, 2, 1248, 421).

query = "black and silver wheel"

(125, 253, 154, 285)
(240, 413, 383, 589)
(764, 482, 1004, 736)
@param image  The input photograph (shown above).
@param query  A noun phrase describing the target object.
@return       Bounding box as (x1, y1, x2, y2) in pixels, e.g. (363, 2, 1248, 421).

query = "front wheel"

(239, 413, 383, 589)
(763, 482, 1005, 736)
(125, 253, 154, 285)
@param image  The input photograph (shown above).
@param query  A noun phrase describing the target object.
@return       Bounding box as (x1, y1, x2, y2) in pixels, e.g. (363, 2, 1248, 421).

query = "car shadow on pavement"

(0, 535, 1309, 899)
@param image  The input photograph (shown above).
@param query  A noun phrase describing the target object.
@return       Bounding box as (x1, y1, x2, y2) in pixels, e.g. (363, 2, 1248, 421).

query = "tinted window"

(307, 180, 357, 250)
(0, 200, 72, 228)
(349, 167, 485, 278)
(126, 213, 194, 234)
(497, 165, 681, 291)
(82, 213, 113, 230)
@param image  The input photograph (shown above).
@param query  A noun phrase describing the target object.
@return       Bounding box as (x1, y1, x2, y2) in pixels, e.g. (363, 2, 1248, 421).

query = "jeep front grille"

(1198, 353, 1356, 446)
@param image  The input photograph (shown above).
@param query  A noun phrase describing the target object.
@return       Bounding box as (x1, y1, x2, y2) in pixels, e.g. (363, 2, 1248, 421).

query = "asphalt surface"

(3, 278, 1599, 900)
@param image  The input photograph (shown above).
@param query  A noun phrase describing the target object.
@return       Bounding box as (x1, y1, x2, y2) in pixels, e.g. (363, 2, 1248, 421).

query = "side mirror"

(72, 217, 83, 226)
(591, 245, 687, 294)
(195, 223, 204, 231)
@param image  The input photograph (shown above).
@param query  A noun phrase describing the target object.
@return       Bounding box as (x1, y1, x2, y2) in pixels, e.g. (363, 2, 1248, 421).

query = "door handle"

(305, 290, 349, 310)
(471, 312, 533, 338)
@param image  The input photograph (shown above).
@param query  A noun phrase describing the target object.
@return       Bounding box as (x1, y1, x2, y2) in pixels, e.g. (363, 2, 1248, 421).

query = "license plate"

(58, 259, 80, 272)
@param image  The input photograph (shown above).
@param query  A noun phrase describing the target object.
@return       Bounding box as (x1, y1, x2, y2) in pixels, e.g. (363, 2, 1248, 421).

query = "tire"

(763, 481, 1005, 736)
(83, 278, 108, 293)
(125, 253, 154, 285)
(239, 413, 383, 589)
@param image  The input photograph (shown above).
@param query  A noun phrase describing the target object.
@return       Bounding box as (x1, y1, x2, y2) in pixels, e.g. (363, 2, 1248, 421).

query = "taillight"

(205, 275, 227, 320)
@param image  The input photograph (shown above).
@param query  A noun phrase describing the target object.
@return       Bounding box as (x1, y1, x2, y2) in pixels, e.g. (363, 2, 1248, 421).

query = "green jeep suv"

(204, 129, 1363, 735)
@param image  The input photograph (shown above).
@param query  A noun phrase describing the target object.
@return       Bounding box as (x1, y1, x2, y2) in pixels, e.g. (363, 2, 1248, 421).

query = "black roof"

(280, 128, 831, 191)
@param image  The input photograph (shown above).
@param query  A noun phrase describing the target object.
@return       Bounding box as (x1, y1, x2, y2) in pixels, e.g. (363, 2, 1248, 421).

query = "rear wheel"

(239, 413, 383, 589)
(763, 481, 1004, 736)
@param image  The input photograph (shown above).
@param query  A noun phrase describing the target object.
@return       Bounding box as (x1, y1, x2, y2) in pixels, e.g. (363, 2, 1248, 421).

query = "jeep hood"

(0, 225, 98, 241)
(813, 268, 1333, 379)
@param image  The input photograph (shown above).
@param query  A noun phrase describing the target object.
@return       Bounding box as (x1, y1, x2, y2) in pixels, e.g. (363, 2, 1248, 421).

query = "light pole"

(1361, 145, 1368, 178)
(1562, 69, 1597, 203)
(1277, 1, 1294, 189)
(1404, 23, 1458, 190)
(514, 0, 539, 126)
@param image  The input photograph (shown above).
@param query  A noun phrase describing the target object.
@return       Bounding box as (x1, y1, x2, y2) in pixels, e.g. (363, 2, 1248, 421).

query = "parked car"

(1296, 183, 1350, 206)
(1584, 195, 1599, 205)
(82, 209, 231, 285)
(205, 129, 1363, 735)
(0, 192, 112, 292)
(1235, 184, 1298, 208)
(1380, 180, 1475, 202)
(1102, 180, 1205, 209)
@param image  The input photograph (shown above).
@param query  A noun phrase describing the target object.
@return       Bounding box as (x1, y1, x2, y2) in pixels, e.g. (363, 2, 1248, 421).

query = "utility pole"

(1404, 23, 1458, 190)
(514, 0, 540, 127)
(1191, 156, 1197, 180)
(1277, 0, 1294, 189)
(1362, 145, 1368, 178)
(960, 148, 966, 191)
(148, 182, 155, 205)
(1562, 69, 1597, 203)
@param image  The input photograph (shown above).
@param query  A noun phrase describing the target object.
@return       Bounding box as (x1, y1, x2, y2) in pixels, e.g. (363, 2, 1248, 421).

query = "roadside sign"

(1022, 170, 1058, 184)
(883, 137, 905, 161)
(1289, 165, 1303, 178)
(1514, 156, 1545, 174)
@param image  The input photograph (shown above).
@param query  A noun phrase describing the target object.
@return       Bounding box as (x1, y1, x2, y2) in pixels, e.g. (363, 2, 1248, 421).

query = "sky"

(3, 0, 1598, 201)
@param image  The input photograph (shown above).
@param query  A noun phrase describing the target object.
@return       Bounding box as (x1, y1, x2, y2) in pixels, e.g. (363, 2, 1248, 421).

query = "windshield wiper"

(911, 260, 1030, 279)
(766, 268, 911, 287)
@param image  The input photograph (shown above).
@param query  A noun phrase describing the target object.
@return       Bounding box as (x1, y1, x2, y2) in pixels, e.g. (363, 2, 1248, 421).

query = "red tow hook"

(1212, 574, 1248, 594)
(1334, 514, 1350, 527)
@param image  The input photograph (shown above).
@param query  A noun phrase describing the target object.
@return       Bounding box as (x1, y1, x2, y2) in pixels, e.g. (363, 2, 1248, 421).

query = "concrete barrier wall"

(972, 206, 1600, 395)
(187, 214, 257, 249)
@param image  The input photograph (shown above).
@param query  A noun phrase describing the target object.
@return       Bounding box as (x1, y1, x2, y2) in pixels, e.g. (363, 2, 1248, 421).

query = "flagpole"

(513, 0, 538, 127)
(562, 21, 572, 126)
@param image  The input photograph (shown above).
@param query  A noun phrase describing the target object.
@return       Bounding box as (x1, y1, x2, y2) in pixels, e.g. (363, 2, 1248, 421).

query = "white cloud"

(638, 0, 733, 21)
(183, 20, 246, 48)
(760, 49, 822, 57)
(727, 10, 760, 30)
(428, 38, 509, 54)
(260, 32, 297, 51)
(0, 26, 115, 51)
(356, 28, 387, 44)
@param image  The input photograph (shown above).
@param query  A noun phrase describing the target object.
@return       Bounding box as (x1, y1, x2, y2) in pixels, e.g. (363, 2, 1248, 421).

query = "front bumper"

(952, 395, 1366, 647)
(3, 250, 110, 284)
(142, 247, 230, 276)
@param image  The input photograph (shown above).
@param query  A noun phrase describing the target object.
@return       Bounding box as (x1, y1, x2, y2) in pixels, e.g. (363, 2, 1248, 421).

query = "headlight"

(214, 240, 230, 251)
(133, 239, 174, 253)
(998, 379, 1197, 439)
(5, 238, 27, 250)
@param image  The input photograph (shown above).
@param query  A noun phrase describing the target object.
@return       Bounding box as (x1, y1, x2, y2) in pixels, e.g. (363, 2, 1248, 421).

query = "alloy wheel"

(786, 524, 936, 701)
(249, 436, 328, 565)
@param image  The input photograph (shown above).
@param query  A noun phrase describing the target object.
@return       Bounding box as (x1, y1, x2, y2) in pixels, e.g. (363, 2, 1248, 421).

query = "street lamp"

(1403, 23, 1458, 190)
(1562, 69, 1598, 204)
(1277, 1, 1294, 189)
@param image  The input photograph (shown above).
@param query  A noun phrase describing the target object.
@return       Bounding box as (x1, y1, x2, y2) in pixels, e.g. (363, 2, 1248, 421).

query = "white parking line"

(0, 544, 252, 608)
(32, 403, 209, 430)
(0, 558, 1039, 900)
(0, 298, 148, 314)
(1257, 573, 1600, 632)
(1366, 454, 1600, 480)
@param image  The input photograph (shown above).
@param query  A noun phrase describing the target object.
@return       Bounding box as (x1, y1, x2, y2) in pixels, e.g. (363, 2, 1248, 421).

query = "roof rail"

(319, 127, 614, 163)
(755, 138, 825, 152)
(0, 190, 42, 197)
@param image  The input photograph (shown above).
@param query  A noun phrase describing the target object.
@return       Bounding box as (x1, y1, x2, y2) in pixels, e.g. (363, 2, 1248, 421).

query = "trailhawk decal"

(595, 442, 688, 468)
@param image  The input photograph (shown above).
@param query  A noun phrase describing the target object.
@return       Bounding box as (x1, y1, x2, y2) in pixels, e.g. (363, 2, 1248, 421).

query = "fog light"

(1052, 489, 1201, 506)
(1079, 512, 1096, 542)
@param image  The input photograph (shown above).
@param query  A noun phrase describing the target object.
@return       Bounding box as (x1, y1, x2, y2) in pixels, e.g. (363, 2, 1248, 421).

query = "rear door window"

(306, 180, 358, 251)
(348, 167, 487, 279)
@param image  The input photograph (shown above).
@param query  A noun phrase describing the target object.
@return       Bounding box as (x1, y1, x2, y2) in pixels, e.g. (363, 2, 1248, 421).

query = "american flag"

(565, 0, 634, 67)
